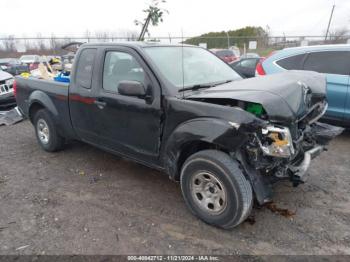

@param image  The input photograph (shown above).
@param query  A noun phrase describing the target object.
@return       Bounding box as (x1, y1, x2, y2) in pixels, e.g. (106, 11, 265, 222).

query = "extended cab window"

(276, 54, 305, 70)
(303, 51, 350, 75)
(76, 49, 97, 89)
(103, 51, 145, 93)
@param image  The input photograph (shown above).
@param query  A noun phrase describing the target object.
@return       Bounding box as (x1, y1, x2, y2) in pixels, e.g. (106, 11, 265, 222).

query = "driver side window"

(103, 51, 145, 93)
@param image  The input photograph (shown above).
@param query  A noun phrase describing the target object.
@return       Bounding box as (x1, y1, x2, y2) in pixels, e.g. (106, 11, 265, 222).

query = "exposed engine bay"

(191, 96, 342, 187)
(187, 71, 344, 204)
(244, 121, 342, 185)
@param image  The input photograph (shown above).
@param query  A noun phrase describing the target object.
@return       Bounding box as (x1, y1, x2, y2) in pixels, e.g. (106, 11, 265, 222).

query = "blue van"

(256, 44, 350, 126)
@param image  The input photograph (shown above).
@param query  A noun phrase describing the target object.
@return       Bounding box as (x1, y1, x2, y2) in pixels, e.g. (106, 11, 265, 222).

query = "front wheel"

(33, 109, 65, 152)
(180, 150, 253, 229)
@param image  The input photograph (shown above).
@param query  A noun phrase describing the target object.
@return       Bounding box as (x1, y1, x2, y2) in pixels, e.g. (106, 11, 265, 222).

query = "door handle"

(94, 100, 107, 109)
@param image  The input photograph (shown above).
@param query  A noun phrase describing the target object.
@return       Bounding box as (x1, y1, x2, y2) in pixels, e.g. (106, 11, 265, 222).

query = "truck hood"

(187, 71, 327, 123)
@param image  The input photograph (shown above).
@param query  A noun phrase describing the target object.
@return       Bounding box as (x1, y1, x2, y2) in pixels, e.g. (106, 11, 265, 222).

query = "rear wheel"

(180, 150, 253, 229)
(33, 109, 65, 152)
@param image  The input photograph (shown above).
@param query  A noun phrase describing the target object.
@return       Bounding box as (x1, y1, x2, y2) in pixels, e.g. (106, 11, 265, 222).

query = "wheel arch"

(28, 102, 45, 123)
(162, 118, 247, 181)
(175, 140, 230, 181)
(28, 90, 58, 122)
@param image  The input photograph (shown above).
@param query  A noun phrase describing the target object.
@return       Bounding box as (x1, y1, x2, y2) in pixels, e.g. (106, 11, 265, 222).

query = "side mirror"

(118, 80, 146, 97)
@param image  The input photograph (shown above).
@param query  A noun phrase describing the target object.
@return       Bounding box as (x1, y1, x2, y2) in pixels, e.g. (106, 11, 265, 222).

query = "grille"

(298, 101, 327, 125)
(0, 84, 13, 95)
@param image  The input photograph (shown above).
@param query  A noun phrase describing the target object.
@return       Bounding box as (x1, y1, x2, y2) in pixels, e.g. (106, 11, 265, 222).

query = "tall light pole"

(325, 4, 336, 41)
(138, 13, 151, 41)
(225, 32, 230, 49)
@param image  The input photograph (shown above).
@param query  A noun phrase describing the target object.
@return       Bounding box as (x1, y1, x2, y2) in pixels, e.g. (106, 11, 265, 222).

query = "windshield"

(20, 55, 36, 61)
(216, 50, 234, 57)
(144, 46, 241, 89)
(0, 58, 11, 64)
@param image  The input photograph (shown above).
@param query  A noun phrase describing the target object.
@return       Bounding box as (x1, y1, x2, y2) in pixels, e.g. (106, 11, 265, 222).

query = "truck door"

(90, 47, 162, 164)
(303, 51, 350, 123)
(69, 48, 99, 142)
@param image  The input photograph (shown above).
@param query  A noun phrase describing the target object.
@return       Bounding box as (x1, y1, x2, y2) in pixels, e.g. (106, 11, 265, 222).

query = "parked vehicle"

(0, 58, 29, 76)
(15, 42, 341, 228)
(230, 57, 262, 78)
(256, 44, 350, 126)
(210, 49, 238, 63)
(0, 69, 16, 109)
(240, 53, 260, 59)
(229, 46, 241, 58)
(19, 55, 40, 71)
(61, 53, 75, 72)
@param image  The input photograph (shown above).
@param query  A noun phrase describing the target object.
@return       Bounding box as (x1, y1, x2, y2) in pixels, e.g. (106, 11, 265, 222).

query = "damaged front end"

(188, 71, 343, 204)
(244, 120, 342, 186)
(236, 114, 343, 205)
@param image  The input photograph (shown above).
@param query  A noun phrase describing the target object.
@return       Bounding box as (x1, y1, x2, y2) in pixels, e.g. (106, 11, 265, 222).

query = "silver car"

(0, 69, 16, 109)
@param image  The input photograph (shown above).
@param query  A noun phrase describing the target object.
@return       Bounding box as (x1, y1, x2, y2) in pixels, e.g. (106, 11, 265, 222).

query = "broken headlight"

(258, 126, 294, 158)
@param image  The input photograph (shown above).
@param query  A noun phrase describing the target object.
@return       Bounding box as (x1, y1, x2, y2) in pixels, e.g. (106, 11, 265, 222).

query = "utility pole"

(138, 13, 152, 41)
(225, 32, 230, 49)
(325, 4, 335, 41)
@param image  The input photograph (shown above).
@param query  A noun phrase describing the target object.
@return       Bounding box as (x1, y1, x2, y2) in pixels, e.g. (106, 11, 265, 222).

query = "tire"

(180, 150, 253, 229)
(33, 109, 65, 152)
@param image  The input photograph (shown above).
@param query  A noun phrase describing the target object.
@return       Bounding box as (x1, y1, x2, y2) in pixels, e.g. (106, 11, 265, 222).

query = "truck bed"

(15, 76, 74, 139)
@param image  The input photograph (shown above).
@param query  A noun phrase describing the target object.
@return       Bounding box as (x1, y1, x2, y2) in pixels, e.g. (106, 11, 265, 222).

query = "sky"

(1, 0, 350, 38)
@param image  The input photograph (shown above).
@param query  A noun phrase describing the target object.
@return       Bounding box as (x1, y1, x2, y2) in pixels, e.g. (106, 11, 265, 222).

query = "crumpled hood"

(187, 71, 327, 122)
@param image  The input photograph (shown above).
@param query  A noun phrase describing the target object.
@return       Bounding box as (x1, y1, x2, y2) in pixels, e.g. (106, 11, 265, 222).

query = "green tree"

(135, 0, 168, 41)
(184, 26, 269, 49)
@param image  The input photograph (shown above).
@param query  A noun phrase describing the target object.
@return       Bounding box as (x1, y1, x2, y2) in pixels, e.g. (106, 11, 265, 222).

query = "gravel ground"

(0, 120, 349, 255)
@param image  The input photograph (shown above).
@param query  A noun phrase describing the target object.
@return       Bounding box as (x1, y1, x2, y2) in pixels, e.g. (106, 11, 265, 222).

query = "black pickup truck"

(15, 42, 342, 228)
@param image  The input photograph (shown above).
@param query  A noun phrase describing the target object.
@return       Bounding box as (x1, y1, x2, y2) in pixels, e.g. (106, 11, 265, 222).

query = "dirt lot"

(0, 120, 350, 255)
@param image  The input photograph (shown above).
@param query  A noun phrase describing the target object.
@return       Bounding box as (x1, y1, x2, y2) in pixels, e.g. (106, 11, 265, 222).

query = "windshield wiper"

(216, 79, 234, 85)
(178, 84, 213, 92)
(178, 79, 235, 93)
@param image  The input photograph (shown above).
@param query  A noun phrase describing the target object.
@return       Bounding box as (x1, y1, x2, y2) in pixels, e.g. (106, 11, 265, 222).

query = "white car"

(0, 69, 16, 109)
(19, 55, 40, 70)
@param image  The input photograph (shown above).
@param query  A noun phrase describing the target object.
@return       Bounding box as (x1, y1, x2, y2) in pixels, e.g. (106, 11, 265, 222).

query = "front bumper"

(0, 81, 16, 109)
(286, 122, 343, 183)
(288, 146, 324, 182)
(0, 93, 16, 109)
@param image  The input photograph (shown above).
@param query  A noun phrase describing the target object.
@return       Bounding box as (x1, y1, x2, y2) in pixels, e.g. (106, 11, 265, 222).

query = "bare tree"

(94, 31, 110, 42)
(84, 30, 91, 42)
(125, 31, 138, 41)
(328, 27, 349, 43)
(3, 35, 16, 52)
(23, 38, 33, 52)
(49, 34, 61, 54)
(36, 33, 46, 51)
(115, 29, 138, 41)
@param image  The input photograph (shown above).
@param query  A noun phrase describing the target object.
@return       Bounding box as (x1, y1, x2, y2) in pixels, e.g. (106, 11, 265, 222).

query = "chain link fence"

(1, 35, 350, 58)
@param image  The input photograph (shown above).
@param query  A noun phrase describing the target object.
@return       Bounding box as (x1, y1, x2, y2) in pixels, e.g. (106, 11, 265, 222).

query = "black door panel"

(93, 48, 162, 163)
